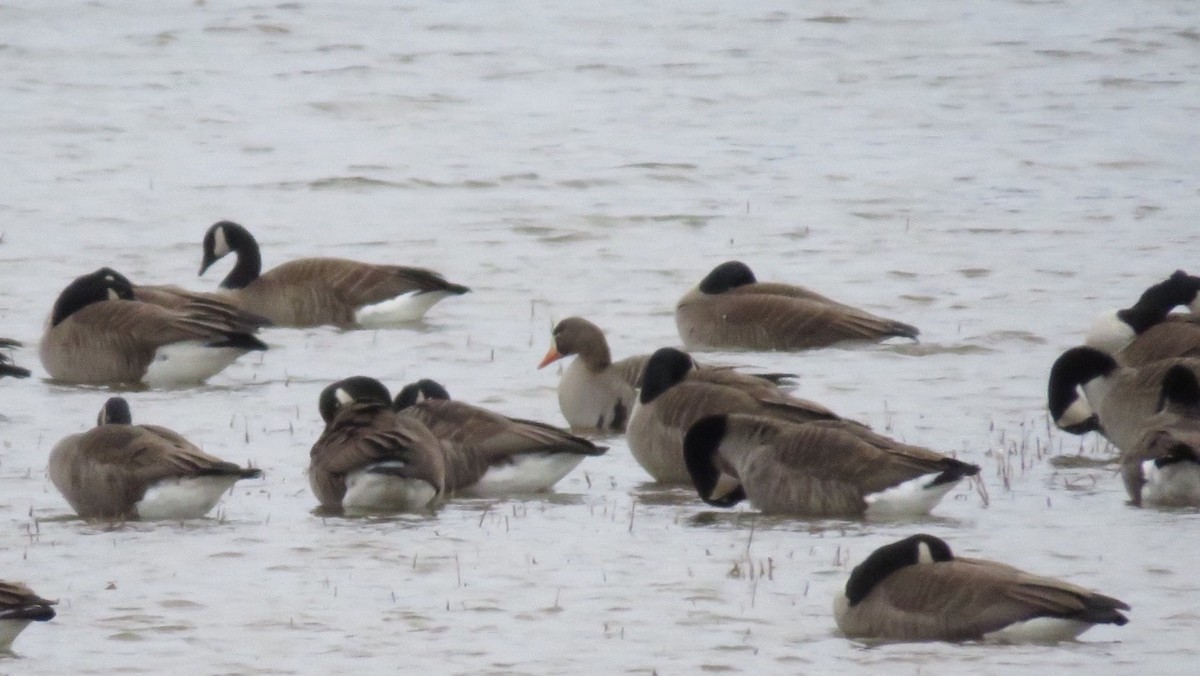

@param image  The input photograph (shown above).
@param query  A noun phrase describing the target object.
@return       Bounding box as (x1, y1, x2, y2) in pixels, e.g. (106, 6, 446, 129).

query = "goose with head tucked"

(834, 534, 1130, 642)
(1047, 345, 1200, 453)
(1122, 364, 1200, 507)
(0, 339, 30, 378)
(39, 268, 267, 386)
(626, 347, 845, 484)
(199, 220, 470, 328)
(675, 261, 919, 352)
(1085, 270, 1200, 366)
(0, 580, 56, 651)
(683, 414, 978, 517)
(48, 397, 262, 521)
(309, 376, 446, 514)
(394, 379, 607, 496)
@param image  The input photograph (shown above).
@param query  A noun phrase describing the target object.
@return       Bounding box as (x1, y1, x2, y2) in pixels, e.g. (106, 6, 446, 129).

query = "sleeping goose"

(834, 534, 1130, 642)
(39, 268, 267, 386)
(48, 397, 262, 520)
(0, 339, 30, 378)
(394, 379, 607, 495)
(309, 376, 447, 514)
(0, 581, 56, 651)
(626, 347, 845, 484)
(683, 415, 979, 517)
(199, 220, 469, 328)
(1122, 364, 1200, 507)
(1047, 345, 1200, 453)
(1086, 270, 1200, 366)
(675, 261, 919, 351)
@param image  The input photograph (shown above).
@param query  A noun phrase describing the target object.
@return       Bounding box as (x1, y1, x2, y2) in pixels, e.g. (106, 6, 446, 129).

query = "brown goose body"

(684, 415, 978, 517)
(200, 221, 469, 329)
(1122, 365, 1200, 507)
(48, 397, 261, 520)
(675, 261, 918, 351)
(834, 535, 1129, 642)
(627, 347, 842, 484)
(0, 580, 56, 650)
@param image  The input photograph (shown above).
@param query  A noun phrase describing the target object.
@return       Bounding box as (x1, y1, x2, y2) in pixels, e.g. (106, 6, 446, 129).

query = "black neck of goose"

(50, 272, 128, 326)
(640, 349, 694, 404)
(1046, 347, 1115, 423)
(98, 397, 133, 425)
(221, 238, 262, 290)
(844, 535, 953, 606)
(698, 261, 757, 294)
(1118, 271, 1200, 333)
(1158, 365, 1200, 413)
(394, 379, 451, 411)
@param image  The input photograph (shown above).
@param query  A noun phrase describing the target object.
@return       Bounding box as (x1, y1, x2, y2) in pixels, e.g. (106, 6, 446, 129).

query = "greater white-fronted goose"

(0, 581, 56, 650)
(309, 376, 446, 514)
(626, 347, 844, 484)
(1085, 270, 1200, 366)
(1122, 365, 1200, 507)
(39, 268, 267, 386)
(1048, 345, 1200, 453)
(48, 397, 262, 521)
(394, 379, 607, 495)
(199, 220, 469, 328)
(834, 534, 1130, 642)
(683, 415, 978, 517)
(675, 261, 919, 351)
(0, 339, 30, 378)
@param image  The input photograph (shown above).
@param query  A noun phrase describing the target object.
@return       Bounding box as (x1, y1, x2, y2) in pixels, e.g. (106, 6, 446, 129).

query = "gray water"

(2, 1, 1198, 673)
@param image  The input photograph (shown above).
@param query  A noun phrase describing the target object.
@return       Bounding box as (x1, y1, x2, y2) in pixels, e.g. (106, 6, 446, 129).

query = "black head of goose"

(1123, 364, 1200, 507)
(683, 414, 979, 517)
(834, 534, 1130, 642)
(0, 580, 56, 651)
(1086, 270, 1200, 365)
(674, 260, 920, 351)
(0, 339, 30, 378)
(199, 220, 470, 329)
(310, 376, 446, 514)
(39, 268, 267, 387)
(393, 378, 606, 497)
(47, 396, 262, 521)
(1047, 346, 1113, 436)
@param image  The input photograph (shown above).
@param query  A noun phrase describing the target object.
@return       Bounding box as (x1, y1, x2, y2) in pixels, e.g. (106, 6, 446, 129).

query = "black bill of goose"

(199, 220, 470, 328)
(683, 415, 979, 517)
(674, 261, 919, 352)
(39, 268, 267, 386)
(48, 397, 262, 521)
(310, 376, 446, 514)
(1122, 365, 1200, 507)
(0, 580, 56, 651)
(1047, 345, 1200, 453)
(394, 379, 607, 495)
(1085, 270, 1200, 366)
(834, 534, 1130, 642)
(0, 339, 30, 378)
(626, 347, 845, 484)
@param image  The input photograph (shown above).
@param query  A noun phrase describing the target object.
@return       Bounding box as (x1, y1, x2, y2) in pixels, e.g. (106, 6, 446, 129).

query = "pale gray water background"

(1, 1, 1198, 673)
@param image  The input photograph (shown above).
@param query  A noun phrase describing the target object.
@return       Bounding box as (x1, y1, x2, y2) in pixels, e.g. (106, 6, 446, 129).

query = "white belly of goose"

(863, 474, 961, 518)
(1141, 460, 1200, 506)
(142, 341, 247, 386)
(135, 475, 244, 520)
(355, 290, 456, 327)
(0, 619, 35, 650)
(460, 454, 587, 497)
(343, 464, 438, 513)
(983, 617, 1095, 643)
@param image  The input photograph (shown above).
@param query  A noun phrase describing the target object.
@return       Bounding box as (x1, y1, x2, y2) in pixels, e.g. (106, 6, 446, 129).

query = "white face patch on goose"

(106, 289, 120, 301)
(917, 541, 934, 564)
(335, 388, 355, 407)
(1057, 392, 1095, 428)
(711, 472, 742, 501)
(212, 225, 230, 257)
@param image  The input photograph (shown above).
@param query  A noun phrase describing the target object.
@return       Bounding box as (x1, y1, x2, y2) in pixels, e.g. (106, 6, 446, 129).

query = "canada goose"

(0, 580, 56, 651)
(0, 339, 30, 378)
(310, 376, 447, 514)
(129, 279, 271, 329)
(199, 220, 470, 328)
(684, 415, 978, 517)
(48, 397, 262, 520)
(1122, 365, 1200, 507)
(1047, 345, 1200, 453)
(1086, 270, 1200, 366)
(675, 261, 919, 351)
(834, 534, 1130, 642)
(626, 347, 844, 484)
(394, 379, 607, 495)
(39, 268, 267, 386)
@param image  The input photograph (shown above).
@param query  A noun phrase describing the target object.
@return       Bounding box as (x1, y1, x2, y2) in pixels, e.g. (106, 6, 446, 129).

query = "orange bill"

(538, 345, 563, 369)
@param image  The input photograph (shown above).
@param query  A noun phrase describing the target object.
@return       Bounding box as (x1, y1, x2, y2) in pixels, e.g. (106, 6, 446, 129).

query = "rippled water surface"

(2, 1, 1199, 673)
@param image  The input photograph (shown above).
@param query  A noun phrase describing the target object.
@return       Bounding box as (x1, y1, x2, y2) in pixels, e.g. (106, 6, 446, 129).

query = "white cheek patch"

(1085, 310, 1135, 355)
(335, 388, 355, 406)
(711, 472, 742, 501)
(1191, 298, 1200, 315)
(212, 226, 230, 257)
(917, 541, 934, 564)
(107, 289, 120, 301)
(1057, 395, 1095, 428)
